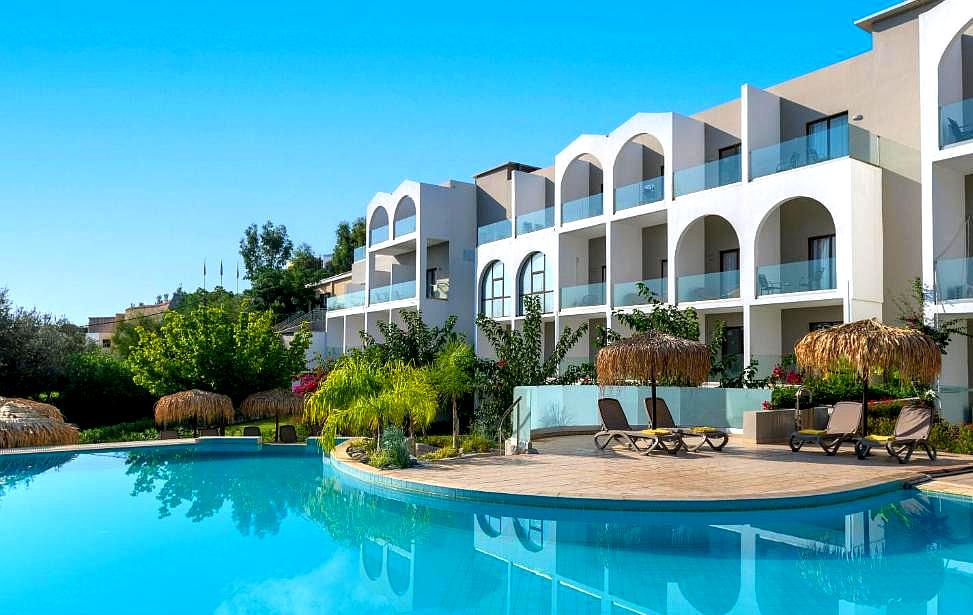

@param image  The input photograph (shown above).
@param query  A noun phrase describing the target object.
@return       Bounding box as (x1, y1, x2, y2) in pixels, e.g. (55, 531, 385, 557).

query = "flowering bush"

(292, 372, 322, 396)
(761, 400, 773, 410)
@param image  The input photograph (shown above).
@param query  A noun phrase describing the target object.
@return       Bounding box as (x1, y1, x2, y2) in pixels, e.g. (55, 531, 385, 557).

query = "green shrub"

(368, 426, 411, 469)
(79, 418, 162, 444)
(59, 351, 155, 428)
(419, 446, 460, 460)
(418, 435, 454, 448)
(461, 433, 493, 453)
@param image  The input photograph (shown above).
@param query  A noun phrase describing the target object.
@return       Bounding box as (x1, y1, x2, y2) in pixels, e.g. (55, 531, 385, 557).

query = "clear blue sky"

(0, 0, 892, 324)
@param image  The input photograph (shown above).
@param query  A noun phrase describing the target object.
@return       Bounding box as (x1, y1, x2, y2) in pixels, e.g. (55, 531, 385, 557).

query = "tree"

(897, 277, 968, 353)
(0, 288, 88, 397)
(239, 220, 293, 279)
(362, 309, 458, 367)
(322, 218, 366, 277)
(432, 340, 476, 448)
(59, 350, 154, 428)
(305, 352, 438, 452)
(474, 295, 588, 434)
(128, 304, 310, 404)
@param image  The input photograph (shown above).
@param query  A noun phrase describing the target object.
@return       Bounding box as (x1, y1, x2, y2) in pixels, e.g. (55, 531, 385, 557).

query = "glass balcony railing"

(561, 193, 603, 224)
(935, 256, 973, 301)
(353, 246, 365, 262)
(674, 153, 742, 196)
(516, 207, 554, 235)
(940, 98, 973, 147)
(756, 258, 836, 296)
(613, 277, 668, 306)
(750, 124, 850, 179)
(677, 270, 740, 302)
(518, 291, 554, 315)
(326, 290, 365, 311)
(369, 280, 416, 304)
(614, 177, 663, 211)
(559, 282, 606, 309)
(477, 219, 512, 245)
(393, 215, 416, 237)
(370, 225, 388, 245)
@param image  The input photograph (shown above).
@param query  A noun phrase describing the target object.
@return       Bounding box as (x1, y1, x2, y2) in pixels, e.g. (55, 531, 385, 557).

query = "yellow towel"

(689, 427, 720, 433)
(641, 428, 672, 436)
(798, 429, 827, 436)
(864, 435, 895, 443)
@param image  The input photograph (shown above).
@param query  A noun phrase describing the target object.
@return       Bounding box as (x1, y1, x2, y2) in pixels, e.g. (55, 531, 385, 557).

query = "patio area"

(334, 435, 973, 507)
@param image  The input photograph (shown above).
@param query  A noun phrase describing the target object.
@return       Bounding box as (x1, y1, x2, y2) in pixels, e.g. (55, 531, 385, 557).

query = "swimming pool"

(1, 445, 971, 614)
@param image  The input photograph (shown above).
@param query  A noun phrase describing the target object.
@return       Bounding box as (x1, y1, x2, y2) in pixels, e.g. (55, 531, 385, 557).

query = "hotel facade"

(319, 0, 973, 423)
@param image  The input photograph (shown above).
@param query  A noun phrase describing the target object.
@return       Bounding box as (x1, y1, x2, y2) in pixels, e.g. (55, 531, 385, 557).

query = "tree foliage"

(897, 277, 967, 353)
(362, 309, 458, 367)
(128, 304, 310, 404)
(0, 288, 88, 397)
(239, 220, 294, 278)
(321, 218, 366, 277)
(59, 350, 155, 428)
(431, 339, 477, 447)
(238, 222, 326, 316)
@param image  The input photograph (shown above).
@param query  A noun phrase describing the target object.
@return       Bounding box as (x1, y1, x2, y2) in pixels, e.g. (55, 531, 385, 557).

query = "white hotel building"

(322, 0, 973, 424)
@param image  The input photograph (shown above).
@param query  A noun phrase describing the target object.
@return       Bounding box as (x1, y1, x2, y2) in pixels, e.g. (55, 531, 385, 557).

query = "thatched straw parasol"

(596, 331, 711, 427)
(794, 318, 941, 434)
(154, 389, 234, 433)
(240, 388, 303, 442)
(0, 397, 80, 449)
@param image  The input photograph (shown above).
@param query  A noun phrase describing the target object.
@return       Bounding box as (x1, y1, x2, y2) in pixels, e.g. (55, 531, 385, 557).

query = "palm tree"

(305, 351, 438, 452)
(432, 340, 476, 448)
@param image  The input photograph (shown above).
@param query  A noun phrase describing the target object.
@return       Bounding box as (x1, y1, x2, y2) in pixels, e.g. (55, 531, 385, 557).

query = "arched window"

(518, 252, 552, 315)
(480, 261, 508, 317)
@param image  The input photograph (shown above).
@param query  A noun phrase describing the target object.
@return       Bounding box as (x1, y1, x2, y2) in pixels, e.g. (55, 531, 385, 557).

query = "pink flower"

(785, 371, 803, 385)
(762, 401, 773, 410)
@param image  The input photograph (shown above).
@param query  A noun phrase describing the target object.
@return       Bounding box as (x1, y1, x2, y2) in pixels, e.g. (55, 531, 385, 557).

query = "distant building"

(86, 295, 171, 350)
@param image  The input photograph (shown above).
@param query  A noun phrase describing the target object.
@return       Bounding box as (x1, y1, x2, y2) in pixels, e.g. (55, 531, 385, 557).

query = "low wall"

(512, 385, 771, 442)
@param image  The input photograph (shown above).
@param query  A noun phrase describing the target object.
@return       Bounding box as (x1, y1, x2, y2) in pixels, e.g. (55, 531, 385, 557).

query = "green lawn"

(224, 418, 310, 442)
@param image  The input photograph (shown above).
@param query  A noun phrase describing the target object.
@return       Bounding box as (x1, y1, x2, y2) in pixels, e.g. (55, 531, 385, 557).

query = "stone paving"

(919, 472, 973, 498)
(337, 435, 973, 503)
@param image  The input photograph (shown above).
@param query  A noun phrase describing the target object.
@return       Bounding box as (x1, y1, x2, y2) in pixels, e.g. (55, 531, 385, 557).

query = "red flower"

(762, 401, 773, 410)
(785, 371, 803, 385)
(497, 360, 507, 369)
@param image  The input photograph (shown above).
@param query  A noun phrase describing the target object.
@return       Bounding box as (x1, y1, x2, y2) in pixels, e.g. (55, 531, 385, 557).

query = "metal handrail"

(497, 396, 522, 455)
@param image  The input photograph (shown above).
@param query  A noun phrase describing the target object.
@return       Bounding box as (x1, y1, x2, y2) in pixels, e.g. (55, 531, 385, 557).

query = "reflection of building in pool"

(359, 536, 415, 611)
(470, 496, 973, 615)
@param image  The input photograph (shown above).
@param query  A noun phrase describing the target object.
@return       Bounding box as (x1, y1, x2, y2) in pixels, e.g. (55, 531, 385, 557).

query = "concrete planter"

(743, 409, 796, 444)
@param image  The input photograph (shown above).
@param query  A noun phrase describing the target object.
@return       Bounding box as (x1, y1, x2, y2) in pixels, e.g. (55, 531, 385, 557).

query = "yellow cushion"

(798, 429, 827, 436)
(689, 426, 720, 433)
(865, 435, 895, 443)
(641, 428, 672, 436)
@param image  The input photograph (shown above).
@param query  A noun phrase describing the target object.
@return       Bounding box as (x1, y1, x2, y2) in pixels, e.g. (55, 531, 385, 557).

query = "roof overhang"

(855, 0, 941, 32)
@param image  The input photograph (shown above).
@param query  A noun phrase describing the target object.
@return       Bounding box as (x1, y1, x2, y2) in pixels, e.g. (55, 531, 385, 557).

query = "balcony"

(369, 280, 416, 304)
(559, 282, 606, 309)
(677, 270, 740, 302)
(935, 256, 973, 301)
(353, 246, 365, 262)
(756, 258, 836, 297)
(326, 290, 365, 310)
(370, 224, 389, 245)
(614, 177, 663, 211)
(477, 219, 512, 245)
(940, 98, 973, 148)
(674, 153, 742, 197)
(750, 124, 852, 179)
(561, 193, 603, 224)
(516, 207, 554, 235)
(613, 277, 667, 306)
(393, 215, 416, 237)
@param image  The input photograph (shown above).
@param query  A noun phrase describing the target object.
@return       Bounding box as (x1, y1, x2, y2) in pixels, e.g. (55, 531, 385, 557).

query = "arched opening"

(613, 134, 665, 211)
(480, 260, 509, 317)
(386, 549, 412, 597)
(675, 215, 740, 302)
(755, 197, 836, 296)
(393, 196, 416, 237)
(938, 19, 973, 147)
(362, 540, 383, 581)
(518, 251, 553, 315)
(561, 154, 604, 223)
(369, 207, 389, 245)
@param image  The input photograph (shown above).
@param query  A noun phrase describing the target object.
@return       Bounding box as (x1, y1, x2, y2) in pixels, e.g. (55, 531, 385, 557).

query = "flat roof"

(307, 270, 352, 288)
(473, 161, 541, 179)
(855, 0, 940, 32)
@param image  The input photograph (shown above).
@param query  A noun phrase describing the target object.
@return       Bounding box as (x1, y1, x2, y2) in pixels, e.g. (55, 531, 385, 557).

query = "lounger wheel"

(926, 444, 937, 461)
(788, 435, 803, 452)
(855, 441, 869, 460)
(710, 436, 728, 452)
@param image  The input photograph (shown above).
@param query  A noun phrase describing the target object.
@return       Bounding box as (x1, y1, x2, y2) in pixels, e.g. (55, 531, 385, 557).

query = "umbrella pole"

(275, 411, 280, 443)
(861, 365, 869, 436)
(651, 365, 658, 429)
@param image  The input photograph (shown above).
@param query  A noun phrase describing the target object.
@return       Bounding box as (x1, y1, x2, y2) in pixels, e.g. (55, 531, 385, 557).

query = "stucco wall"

(780, 306, 844, 353)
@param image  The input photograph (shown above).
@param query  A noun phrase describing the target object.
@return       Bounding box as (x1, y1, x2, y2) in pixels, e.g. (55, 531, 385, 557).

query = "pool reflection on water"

(0, 446, 971, 614)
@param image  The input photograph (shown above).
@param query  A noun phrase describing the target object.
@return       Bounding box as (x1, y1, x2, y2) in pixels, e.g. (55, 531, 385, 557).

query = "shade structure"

(596, 331, 711, 427)
(240, 388, 304, 442)
(794, 318, 942, 434)
(154, 389, 234, 428)
(0, 397, 80, 449)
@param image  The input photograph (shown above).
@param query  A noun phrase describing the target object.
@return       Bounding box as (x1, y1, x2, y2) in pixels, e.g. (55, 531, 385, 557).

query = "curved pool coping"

(327, 441, 945, 513)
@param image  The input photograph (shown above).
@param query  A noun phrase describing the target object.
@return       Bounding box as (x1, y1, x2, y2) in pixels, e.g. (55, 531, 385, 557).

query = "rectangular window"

(806, 112, 849, 162)
(808, 234, 836, 290)
(719, 249, 740, 272)
(425, 268, 437, 299)
(660, 259, 668, 280)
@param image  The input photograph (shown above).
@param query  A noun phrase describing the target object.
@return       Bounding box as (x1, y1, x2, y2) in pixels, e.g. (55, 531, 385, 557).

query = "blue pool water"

(1, 446, 972, 615)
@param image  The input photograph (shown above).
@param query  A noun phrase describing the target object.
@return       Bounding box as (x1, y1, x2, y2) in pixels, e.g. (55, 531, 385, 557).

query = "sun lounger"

(788, 401, 862, 456)
(242, 426, 261, 437)
(594, 398, 683, 455)
(198, 428, 220, 436)
(159, 429, 180, 440)
(278, 425, 298, 443)
(644, 397, 729, 452)
(855, 405, 937, 464)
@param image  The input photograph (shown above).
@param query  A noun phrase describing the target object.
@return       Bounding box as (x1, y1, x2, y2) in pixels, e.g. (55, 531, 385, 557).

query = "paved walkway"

(335, 435, 973, 505)
(918, 472, 973, 498)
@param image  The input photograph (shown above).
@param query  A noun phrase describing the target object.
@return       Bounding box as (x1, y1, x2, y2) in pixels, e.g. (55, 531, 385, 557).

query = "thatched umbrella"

(240, 388, 303, 442)
(596, 331, 711, 428)
(0, 397, 80, 449)
(154, 389, 234, 434)
(794, 318, 941, 435)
